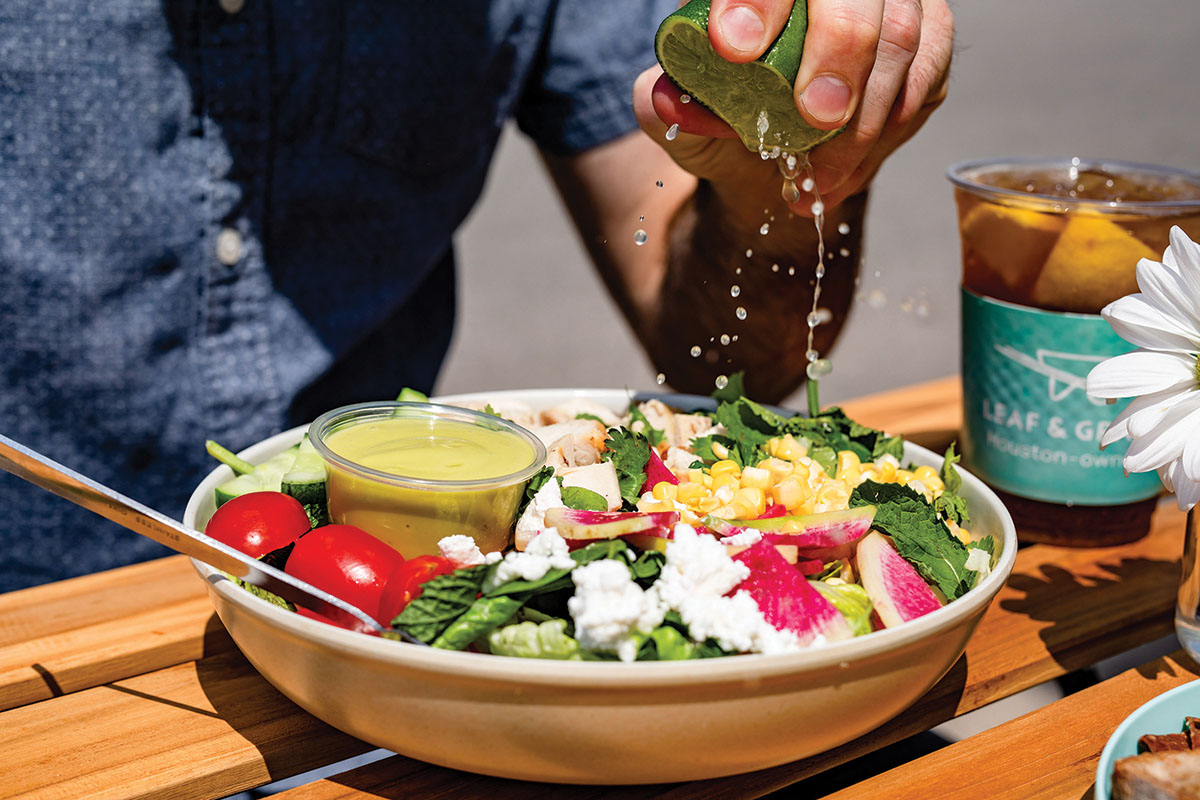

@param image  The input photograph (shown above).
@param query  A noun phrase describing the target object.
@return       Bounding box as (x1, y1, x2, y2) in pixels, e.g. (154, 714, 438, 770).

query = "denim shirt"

(0, 0, 671, 590)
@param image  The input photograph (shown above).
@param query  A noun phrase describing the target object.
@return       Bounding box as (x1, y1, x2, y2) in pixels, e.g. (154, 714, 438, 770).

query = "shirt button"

(219, 0, 245, 14)
(216, 228, 243, 266)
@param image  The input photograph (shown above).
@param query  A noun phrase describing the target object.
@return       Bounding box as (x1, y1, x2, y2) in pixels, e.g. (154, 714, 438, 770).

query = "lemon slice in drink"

(655, 0, 841, 154)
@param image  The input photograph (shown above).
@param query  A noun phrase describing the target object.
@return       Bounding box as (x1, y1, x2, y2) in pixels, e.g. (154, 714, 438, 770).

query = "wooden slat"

(824, 651, 1200, 800)
(0, 555, 216, 711)
(0, 647, 374, 800)
(261, 499, 1189, 800)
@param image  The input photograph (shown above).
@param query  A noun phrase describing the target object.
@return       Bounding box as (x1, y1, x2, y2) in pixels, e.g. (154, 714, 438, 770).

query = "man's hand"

(634, 0, 953, 214)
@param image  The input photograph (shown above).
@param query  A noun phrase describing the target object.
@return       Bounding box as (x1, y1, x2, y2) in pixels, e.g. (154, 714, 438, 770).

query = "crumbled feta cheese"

(485, 551, 503, 564)
(653, 524, 749, 607)
(964, 548, 992, 582)
(514, 478, 563, 550)
(437, 535, 486, 568)
(484, 529, 576, 592)
(719, 529, 763, 547)
(568, 559, 664, 662)
(648, 524, 801, 656)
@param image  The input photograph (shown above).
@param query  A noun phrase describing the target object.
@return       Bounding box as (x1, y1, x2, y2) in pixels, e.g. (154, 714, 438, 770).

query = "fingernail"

(800, 75, 852, 125)
(718, 7, 766, 55)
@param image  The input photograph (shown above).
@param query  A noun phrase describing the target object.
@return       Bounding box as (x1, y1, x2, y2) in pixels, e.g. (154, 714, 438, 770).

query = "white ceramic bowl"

(183, 389, 1017, 784)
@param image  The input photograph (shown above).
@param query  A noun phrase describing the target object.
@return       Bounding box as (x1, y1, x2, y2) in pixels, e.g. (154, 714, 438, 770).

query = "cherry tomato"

(205, 491, 311, 558)
(379, 555, 456, 623)
(284, 525, 406, 626)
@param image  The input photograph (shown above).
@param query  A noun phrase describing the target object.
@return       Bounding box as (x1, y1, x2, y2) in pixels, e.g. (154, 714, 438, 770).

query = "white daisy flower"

(1086, 226, 1200, 511)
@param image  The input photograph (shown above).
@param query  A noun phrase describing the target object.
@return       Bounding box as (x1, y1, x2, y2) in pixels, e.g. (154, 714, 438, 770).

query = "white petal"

(1103, 294, 1199, 352)
(1123, 394, 1200, 473)
(1169, 459, 1200, 512)
(1086, 350, 1194, 398)
(1100, 386, 1189, 448)
(1136, 257, 1200, 332)
(1158, 463, 1177, 492)
(1127, 388, 1198, 439)
(1184, 427, 1200, 482)
(1169, 226, 1200, 280)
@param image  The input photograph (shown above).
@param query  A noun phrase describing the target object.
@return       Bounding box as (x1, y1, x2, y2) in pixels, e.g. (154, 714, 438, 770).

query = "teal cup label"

(961, 288, 1161, 505)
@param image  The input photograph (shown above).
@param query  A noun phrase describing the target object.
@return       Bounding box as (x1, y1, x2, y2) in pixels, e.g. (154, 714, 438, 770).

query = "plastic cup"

(947, 157, 1200, 544)
(309, 402, 547, 558)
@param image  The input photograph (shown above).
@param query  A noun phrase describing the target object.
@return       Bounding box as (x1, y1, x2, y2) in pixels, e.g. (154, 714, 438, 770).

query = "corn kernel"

(711, 440, 730, 460)
(733, 486, 766, 518)
(790, 460, 812, 483)
(651, 482, 678, 502)
(773, 476, 808, 510)
(714, 484, 735, 504)
(874, 459, 897, 482)
(676, 482, 707, 503)
(896, 469, 915, 484)
(686, 468, 706, 484)
(740, 466, 771, 489)
(816, 481, 850, 509)
(923, 475, 946, 494)
(837, 450, 862, 479)
(913, 465, 939, 482)
(639, 501, 674, 514)
(711, 504, 736, 519)
(859, 467, 878, 482)
(696, 497, 721, 514)
(710, 459, 740, 477)
(774, 434, 806, 461)
(712, 473, 740, 493)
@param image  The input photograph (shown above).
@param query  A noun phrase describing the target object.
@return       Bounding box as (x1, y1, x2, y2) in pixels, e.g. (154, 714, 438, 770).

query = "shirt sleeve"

(515, 0, 677, 156)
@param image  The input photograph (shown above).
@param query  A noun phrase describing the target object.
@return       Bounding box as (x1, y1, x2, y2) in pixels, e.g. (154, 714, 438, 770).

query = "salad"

(201, 375, 995, 661)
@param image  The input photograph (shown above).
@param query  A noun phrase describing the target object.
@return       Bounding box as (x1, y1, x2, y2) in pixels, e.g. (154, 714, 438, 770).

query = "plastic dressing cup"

(309, 402, 547, 558)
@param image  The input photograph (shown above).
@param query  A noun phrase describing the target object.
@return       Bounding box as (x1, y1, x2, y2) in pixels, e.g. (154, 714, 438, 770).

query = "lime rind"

(655, 1, 840, 154)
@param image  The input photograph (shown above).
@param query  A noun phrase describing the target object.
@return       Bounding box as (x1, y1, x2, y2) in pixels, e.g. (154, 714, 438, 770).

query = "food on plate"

(1112, 716, 1200, 800)
(201, 377, 996, 660)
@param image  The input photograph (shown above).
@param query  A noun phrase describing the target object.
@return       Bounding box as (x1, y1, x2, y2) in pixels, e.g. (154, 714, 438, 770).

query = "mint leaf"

(392, 565, 488, 643)
(560, 485, 607, 512)
(850, 480, 973, 600)
(602, 427, 651, 508)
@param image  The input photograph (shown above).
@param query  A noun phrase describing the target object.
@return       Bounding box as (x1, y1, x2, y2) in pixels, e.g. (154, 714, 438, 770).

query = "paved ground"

(437, 0, 1199, 408)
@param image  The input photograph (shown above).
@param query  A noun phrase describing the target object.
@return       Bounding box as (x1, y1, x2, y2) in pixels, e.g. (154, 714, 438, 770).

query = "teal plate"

(1095, 678, 1200, 799)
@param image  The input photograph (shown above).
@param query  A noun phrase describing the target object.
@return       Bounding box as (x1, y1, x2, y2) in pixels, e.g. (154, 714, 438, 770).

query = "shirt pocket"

(333, 1, 517, 177)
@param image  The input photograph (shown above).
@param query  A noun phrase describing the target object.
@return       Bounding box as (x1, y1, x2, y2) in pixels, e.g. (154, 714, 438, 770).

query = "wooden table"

(1, 376, 1191, 799)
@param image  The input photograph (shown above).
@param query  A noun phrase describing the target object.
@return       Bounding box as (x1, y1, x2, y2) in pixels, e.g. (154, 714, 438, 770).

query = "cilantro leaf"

(711, 371, 746, 404)
(602, 427, 651, 508)
(517, 465, 555, 518)
(933, 443, 970, 525)
(628, 405, 666, 448)
(714, 401, 773, 467)
(575, 412, 606, 424)
(850, 480, 974, 601)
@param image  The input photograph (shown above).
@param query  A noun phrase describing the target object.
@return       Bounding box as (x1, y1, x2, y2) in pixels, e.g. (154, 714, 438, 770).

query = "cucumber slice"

(281, 435, 329, 526)
(213, 447, 299, 508)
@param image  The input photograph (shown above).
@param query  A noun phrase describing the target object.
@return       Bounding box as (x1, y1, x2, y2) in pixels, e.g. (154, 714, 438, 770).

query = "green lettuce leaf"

(487, 619, 582, 659)
(813, 581, 874, 637)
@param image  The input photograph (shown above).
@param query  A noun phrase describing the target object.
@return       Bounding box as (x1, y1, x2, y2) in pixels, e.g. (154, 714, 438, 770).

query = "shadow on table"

(999, 556, 1178, 678)
(188, 614, 378, 798)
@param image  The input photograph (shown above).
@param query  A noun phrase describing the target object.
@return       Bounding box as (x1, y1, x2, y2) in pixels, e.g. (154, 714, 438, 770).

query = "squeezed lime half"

(655, 0, 840, 154)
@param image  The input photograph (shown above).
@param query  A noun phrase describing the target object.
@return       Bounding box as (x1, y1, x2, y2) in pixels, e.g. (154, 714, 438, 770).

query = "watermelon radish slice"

(706, 506, 875, 550)
(545, 508, 680, 540)
(640, 448, 680, 495)
(855, 531, 942, 628)
(759, 504, 787, 519)
(731, 540, 852, 646)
